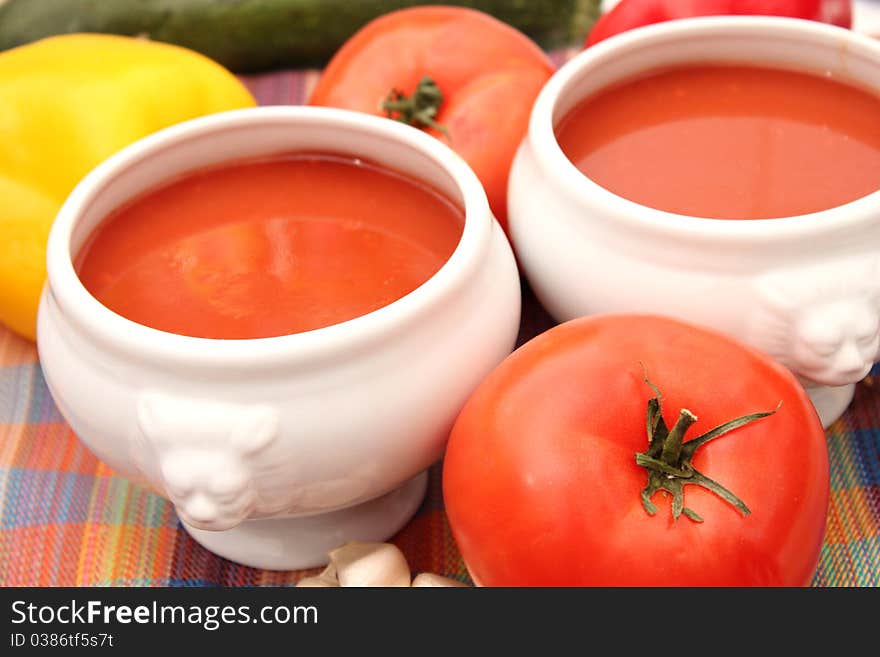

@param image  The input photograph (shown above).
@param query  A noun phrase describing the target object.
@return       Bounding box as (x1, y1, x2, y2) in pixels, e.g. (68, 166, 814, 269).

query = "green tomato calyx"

(635, 374, 779, 523)
(381, 76, 450, 139)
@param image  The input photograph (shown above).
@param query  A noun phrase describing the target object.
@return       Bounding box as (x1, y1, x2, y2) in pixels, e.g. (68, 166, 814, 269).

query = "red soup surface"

(555, 65, 880, 219)
(76, 154, 464, 339)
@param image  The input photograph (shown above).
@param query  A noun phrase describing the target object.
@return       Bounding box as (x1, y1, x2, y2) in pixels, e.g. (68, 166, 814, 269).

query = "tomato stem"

(635, 375, 779, 523)
(381, 76, 450, 140)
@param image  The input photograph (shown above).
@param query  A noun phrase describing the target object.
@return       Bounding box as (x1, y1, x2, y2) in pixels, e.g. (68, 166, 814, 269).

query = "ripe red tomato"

(443, 315, 830, 586)
(585, 0, 852, 47)
(309, 6, 554, 232)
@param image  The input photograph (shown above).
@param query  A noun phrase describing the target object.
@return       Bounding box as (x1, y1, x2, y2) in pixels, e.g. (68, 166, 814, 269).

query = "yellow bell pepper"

(0, 34, 256, 341)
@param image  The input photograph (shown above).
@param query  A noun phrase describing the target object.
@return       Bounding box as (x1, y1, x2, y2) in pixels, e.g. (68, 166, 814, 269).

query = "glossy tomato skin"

(443, 315, 830, 586)
(585, 0, 852, 47)
(308, 6, 554, 232)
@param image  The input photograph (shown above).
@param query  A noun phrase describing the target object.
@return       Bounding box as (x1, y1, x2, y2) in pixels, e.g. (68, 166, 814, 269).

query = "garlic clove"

(411, 573, 468, 587)
(296, 561, 339, 587)
(329, 541, 411, 587)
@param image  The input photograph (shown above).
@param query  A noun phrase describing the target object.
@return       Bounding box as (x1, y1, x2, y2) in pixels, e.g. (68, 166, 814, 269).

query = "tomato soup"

(555, 65, 880, 219)
(76, 154, 464, 339)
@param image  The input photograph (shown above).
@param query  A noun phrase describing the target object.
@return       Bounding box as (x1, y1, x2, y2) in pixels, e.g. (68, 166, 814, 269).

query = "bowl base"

(181, 471, 428, 571)
(807, 383, 855, 428)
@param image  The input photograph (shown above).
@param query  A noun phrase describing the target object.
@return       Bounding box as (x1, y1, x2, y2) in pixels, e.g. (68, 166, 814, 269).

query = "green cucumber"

(0, 0, 601, 73)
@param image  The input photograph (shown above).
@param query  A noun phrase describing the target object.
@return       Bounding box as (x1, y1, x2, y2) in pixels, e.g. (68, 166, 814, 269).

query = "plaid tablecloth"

(1, 68, 878, 587)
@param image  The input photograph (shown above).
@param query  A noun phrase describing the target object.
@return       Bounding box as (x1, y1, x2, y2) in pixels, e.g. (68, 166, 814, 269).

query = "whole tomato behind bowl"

(309, 6, 554, 233)
(443, 315, 830, 587)
(585, 0, 852, 46)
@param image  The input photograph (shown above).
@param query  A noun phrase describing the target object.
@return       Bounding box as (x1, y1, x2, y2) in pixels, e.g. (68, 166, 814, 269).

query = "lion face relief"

(749, 256, 880, 388)
(791, 298, 880, 386)
(136, 393, 278, 531)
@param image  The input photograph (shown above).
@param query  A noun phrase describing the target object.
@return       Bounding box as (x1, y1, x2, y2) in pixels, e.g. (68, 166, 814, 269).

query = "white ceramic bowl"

(38, 106, 521, 570)
(509, 16, 880, 427)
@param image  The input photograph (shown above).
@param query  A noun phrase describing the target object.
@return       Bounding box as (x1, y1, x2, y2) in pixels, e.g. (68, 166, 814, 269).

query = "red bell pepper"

(585, 0, 852, 46)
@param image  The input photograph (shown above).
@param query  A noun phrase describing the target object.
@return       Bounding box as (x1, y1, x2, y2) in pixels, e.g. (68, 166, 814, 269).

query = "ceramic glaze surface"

(38, 107, 521, 570)
(508, 17, 880, 426)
